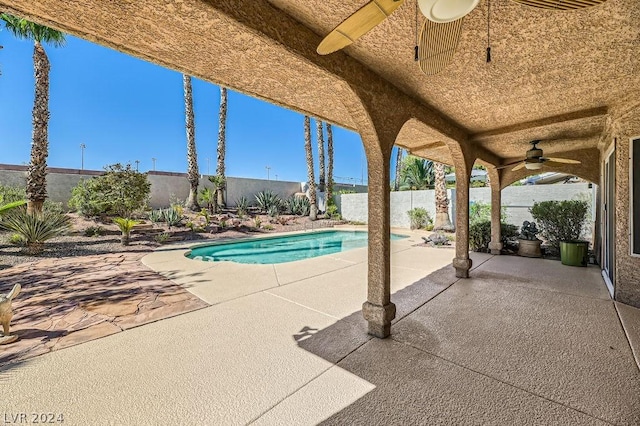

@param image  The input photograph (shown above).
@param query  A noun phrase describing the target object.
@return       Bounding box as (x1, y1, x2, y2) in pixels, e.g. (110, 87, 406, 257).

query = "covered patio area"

(2, 247, 639, 424)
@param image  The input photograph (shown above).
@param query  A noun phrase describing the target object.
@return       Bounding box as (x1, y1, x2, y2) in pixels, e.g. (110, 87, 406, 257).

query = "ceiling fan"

(317, 0, 608, 74)
(496, 140, 581, 171)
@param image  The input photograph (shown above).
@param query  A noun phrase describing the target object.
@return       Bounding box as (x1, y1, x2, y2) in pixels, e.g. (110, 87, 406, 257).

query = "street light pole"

(151, 158, 157, 171)
(135, 160, 140, 172)
(80, 143, 86, 170)
(206, 157, 210, 175)
(265, 166, 271, 181)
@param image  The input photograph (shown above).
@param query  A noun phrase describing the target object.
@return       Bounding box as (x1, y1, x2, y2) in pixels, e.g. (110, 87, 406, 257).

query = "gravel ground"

(0, 213, 345, 270)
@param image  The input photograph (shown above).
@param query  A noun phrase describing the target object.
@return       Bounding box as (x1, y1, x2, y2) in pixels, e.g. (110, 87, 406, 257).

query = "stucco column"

(362, 148, 395, 338)
(453, 156, 473, 277)
(488, 168, 502, 255)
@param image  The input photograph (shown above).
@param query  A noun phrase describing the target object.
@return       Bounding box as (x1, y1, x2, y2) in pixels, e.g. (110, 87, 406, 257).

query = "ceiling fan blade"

(512, 162, 526, 172)
(545, 157, 582, 165)
(496, 160, 524, 170)
(418, 0, 480, 23)
(317, 0, 405, 55)
(418, 18, 464, 75)
(510, 0, 608, 11)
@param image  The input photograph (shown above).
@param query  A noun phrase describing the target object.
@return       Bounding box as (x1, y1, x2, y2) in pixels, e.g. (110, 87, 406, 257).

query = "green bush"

(407, 207, 432, 230)
(68, 163, 150, 217)
(326, 204, 341, 220)
(530, 200, 589, 248)
(0, 209, 71, 254)
(0, 184, 62, 214)
(84, 226, 106, 237)
(469, 220, 519, 252)
(469, 201, 507, 225)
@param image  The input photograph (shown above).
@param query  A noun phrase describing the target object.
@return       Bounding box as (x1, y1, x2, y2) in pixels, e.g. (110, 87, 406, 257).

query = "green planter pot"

(560, 241, 589, 267)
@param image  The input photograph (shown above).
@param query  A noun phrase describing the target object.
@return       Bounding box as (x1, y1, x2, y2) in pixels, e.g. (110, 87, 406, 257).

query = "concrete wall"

(338, 183, 595, 230)
(0, 165, 314, 209)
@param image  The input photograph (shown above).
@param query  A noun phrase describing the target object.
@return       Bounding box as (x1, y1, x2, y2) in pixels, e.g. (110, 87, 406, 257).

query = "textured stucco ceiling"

(269, 0, 639, 132)
(2, 0, 638, 166)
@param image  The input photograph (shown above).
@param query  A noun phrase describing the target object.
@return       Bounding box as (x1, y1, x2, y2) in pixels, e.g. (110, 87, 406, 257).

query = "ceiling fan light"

(525, 162, 543, 171)
(418, 0, 480, 23)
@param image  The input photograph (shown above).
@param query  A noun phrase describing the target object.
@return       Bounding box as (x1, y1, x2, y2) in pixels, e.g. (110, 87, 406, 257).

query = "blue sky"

(0, 33, 384, 184)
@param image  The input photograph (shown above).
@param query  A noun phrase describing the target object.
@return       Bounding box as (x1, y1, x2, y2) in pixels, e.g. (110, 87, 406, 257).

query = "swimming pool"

(186, 230, 408, 264)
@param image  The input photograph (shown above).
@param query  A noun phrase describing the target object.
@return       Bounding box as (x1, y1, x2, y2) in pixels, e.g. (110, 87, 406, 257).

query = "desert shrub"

(255, 190, 281, 213)
(68, 163, 150, 217)
(154, 232, 171, 244)
(262, 223, 274, 230)
(0, 209, 71, 254)
(530, 200, 589, 248)
(469, 220, 519, 252)
(326, 204, 341, 220)
(253, 217, 262, 229)
(7, 233, 24, 245)
(407, 207, 432, 230)
(84, 226, 106, 237)
(0, 184, 26, 205)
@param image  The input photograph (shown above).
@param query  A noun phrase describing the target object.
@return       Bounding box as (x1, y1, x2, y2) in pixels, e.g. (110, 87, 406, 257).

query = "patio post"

(488, 167, 503, 255)
(453, 153, 474, 278)
(362, 145, 395, 338)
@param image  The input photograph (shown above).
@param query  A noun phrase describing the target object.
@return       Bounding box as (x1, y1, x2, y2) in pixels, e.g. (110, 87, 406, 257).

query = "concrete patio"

(1, 232, 639, 425)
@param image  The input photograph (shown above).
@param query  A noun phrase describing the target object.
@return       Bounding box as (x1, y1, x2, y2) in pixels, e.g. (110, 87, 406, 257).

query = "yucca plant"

(113, 217, 140, 246)
(255, 190, 281, 213)
(162, 207, 182, 228)
(0, 208, 71, 254)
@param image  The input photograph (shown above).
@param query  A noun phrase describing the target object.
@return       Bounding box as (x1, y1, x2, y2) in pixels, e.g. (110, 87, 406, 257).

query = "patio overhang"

(2, 0, 640, 333)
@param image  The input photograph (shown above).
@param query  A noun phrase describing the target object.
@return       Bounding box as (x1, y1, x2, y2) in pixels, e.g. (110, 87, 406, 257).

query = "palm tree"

(316, 119, 326, 193)
(326, 123, 334, 205)
(183, 74, 200, 211)
(433, 162, 454, 231)
(215, 86, 228, 208)
(394, 147, 404, 191)
(399, 155, 434, 190)
(1, 15, 65, 214)
(304, 116, 317, 220)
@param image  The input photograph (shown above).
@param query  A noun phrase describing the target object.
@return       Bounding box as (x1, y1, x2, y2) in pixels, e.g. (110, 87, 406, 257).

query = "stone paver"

(0, 252, 208, 367)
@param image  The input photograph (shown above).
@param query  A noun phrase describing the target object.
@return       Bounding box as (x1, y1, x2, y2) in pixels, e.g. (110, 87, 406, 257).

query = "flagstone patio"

(0, 252, 208, 367)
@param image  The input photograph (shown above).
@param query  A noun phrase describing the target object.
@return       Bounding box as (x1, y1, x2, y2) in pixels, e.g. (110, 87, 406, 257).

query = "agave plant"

(147, 209, 164, 223)
(113, 217, 140, 246)
(0, 208, 71, 254)
(162, 207, 182, 228)
(255, 190, 281, 214)
(235, 196, 250, 217)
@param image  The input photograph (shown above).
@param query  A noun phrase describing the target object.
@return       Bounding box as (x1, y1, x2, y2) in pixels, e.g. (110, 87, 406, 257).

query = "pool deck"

(2, 226, 640, 424)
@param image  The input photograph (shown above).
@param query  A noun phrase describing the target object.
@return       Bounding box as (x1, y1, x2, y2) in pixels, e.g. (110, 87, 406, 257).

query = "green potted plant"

(517, 220, 542, 258)
(530, 200, 590, 266)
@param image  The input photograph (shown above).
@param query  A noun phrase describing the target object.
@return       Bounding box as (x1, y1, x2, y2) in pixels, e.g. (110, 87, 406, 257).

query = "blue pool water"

(187, 230, 408, 264)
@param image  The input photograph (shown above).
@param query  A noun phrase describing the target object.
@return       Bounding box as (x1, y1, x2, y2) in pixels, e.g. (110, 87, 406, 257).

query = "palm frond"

(1, 14, 66, 46)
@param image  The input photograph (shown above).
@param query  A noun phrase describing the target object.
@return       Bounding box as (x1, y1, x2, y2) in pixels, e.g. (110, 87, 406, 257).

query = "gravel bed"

(0, 215, 345, 270)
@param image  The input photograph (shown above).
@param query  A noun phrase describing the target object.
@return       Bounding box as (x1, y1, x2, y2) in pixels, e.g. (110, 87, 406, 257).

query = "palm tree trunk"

(27, 41, 50, 214)
(216, 86, 227, 208)
(304, 116, 317, 220)
(316, 119, 326, 194)
(394, 147, 403, 191)
(183, 75, 200, 211)
(326, 123, 334, 205)
(434, 162, 454, 231)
